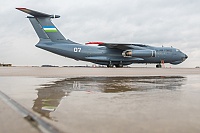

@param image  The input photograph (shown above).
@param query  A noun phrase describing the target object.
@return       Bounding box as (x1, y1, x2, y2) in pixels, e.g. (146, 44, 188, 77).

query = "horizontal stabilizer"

(16, 8, 60, 18)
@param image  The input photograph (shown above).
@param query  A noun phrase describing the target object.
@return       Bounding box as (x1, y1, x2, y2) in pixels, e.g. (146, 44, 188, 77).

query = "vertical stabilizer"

(29, 18, 49, 40)
(36, 17, 66, 42)
(16, 8, 67, 43)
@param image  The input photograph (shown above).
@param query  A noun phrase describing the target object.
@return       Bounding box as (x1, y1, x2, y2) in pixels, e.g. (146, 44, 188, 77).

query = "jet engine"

(122, 50, 156, 57)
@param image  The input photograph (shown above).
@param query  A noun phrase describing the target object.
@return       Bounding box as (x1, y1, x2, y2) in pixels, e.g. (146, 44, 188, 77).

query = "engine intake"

(122, 50, 156, 57)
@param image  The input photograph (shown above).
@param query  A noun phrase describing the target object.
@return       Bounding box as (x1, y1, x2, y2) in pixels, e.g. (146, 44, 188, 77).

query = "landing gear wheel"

(156, 64, 162, 68)
(115, 64, 123, 68)
(107, 64, 114, 68)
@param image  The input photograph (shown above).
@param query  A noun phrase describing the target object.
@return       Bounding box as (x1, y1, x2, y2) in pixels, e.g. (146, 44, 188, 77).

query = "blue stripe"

(43, 26, 56, 28)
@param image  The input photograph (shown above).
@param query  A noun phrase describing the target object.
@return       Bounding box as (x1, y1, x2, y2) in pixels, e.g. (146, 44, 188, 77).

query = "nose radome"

(185, 54, 188, 59)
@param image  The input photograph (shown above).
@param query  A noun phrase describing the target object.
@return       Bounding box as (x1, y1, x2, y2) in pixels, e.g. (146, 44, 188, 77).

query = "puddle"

(31, 76, 186, 119)
(1, 75, 200, 133)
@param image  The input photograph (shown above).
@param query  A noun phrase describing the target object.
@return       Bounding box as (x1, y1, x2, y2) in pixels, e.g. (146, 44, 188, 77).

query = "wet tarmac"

(0, 75, 200, 133)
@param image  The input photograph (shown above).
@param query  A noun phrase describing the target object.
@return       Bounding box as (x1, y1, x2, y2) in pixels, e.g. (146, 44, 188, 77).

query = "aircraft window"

(176, 49, 179, 51)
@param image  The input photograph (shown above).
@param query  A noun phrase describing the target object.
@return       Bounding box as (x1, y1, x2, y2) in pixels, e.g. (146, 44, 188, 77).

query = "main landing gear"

(107, 64, 123, 68)
(107, 64, 114, 68)
(107, 61, 123, 68)
(115, 64, 123, 68)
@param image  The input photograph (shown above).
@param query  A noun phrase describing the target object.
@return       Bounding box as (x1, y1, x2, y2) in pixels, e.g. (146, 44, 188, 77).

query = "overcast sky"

(0, 0, 199, 67)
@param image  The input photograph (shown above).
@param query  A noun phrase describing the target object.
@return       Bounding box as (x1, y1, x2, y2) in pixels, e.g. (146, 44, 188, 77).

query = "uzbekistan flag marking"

(43, 26, 57, 32)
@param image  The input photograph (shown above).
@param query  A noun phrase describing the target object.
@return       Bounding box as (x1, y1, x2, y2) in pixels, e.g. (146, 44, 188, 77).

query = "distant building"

(41, 65, 58, 67)
(0, 63, 12, 67)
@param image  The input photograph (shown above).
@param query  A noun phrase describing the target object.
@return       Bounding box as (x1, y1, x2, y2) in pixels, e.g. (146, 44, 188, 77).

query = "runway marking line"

(0, 90, 62, 133)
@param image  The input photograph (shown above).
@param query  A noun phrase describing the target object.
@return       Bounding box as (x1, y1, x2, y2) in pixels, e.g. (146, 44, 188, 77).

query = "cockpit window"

(176, 49, 179, 51)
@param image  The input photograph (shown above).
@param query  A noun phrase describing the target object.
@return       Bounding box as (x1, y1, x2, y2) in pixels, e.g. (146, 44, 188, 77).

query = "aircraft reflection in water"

(32, 76, 186, 119)
(32, 85, 67, 120)
(64, 76, 186, 92)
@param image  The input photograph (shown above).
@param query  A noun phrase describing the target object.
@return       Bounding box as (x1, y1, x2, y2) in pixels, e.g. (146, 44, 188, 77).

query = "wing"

(86, 42, 149, 50)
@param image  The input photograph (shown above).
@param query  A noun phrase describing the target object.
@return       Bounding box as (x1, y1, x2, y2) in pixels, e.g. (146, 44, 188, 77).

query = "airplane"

(16, 8, 188, 68)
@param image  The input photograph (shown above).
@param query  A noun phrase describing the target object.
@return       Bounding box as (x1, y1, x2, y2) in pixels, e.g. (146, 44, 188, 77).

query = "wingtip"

(16, 7, 27, 10)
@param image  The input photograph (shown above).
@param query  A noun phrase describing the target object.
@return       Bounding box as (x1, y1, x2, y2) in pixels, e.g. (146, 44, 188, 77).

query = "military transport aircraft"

(16, 8, 188, 68)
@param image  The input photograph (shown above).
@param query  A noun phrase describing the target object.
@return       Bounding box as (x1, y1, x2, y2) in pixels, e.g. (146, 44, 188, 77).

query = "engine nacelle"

(122, 50, 156, 57)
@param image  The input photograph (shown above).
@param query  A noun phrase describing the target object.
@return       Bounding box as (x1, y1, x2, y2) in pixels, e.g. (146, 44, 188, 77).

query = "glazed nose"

(182, 54, 188, 61)
(185, 54, 188, 59)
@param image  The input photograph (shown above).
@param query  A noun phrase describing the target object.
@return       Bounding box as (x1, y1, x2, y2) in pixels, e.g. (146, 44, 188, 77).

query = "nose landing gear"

(156, 60, 165, 68)
(156, 64, 162, 68)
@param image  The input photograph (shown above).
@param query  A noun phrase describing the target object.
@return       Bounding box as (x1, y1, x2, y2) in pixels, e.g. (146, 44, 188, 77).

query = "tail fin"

(16, 8, 70, 43)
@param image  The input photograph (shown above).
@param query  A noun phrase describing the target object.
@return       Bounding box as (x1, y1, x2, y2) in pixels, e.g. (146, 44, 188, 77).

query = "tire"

(107, 64, 114, 68)
(156, 64, 162, 68)
(115, 64, 123, 68)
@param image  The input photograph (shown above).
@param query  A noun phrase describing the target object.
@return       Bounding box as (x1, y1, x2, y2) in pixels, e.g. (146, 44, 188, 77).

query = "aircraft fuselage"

(36, 41, 188, 67)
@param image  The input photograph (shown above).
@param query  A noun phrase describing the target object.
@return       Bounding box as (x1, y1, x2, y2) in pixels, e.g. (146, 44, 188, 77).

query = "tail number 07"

(74, 47, 81, 52)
